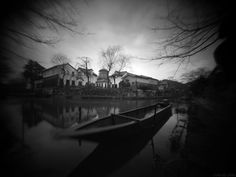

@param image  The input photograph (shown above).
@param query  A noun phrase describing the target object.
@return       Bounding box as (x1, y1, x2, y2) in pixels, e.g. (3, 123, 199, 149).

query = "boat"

(59, 102, 172, 142)
(68, 127, 163, 177)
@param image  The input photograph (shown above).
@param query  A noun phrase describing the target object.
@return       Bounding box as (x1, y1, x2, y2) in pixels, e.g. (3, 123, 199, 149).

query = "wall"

(43, 64, 82, 87)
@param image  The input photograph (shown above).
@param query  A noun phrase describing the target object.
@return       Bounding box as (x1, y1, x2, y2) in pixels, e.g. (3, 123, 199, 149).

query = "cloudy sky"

(5, 0, 218, 82)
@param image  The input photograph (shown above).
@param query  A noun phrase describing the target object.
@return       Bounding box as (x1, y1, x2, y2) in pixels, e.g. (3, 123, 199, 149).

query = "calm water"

(1, 97, 187, 177)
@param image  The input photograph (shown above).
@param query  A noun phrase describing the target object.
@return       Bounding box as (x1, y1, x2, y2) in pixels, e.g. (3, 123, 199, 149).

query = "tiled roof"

(122, 73, 159, 81)
(99, 69, 108, 72)
(43, 63, 77, 72)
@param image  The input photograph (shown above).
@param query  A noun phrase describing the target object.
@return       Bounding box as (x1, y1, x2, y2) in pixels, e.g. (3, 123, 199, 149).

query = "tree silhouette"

(76, 56, 92, 85)
(22, 60, 45, 90)
(181, 67, 211, 83)
(0, 0, 87, 83)
(51, 53, 71, 87)
(1, 0, 85, 46)
(51, 53, 71, 66)
(100, 45, 130, 87)
(151, 0, 233, 61)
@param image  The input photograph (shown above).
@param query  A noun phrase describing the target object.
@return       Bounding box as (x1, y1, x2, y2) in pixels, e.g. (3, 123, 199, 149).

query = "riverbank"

(3, 92, 174, 101)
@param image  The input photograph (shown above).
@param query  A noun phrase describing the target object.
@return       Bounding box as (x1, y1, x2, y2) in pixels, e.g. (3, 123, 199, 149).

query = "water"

(1, 97, 187, 177)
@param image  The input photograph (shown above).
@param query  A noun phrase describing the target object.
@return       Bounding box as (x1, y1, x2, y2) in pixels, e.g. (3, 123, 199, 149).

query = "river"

(1, 97, 187, 177)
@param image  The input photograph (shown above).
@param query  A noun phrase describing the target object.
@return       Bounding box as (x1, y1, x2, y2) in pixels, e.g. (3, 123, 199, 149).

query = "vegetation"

(23, 60, 45, 90)
(76, 56, 93, 84)
(100, 45, 130, 87)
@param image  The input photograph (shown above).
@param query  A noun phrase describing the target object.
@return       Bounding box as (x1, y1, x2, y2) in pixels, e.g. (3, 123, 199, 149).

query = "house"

(77, 67, 98, 85)
(110, 71, 159, 89)
(158, 80, 169, 91)
(110, 71, 128, 88)
(96, 69, 109, 88)
(42, 63, 83, 88)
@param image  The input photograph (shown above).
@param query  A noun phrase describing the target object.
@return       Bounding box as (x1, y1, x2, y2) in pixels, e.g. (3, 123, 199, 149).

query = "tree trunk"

(107, 72, 110, 88)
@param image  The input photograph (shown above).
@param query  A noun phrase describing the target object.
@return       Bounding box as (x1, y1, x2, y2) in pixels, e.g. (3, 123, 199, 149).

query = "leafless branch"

(151, 2, 224, 62)
(100, 45, 130, 86)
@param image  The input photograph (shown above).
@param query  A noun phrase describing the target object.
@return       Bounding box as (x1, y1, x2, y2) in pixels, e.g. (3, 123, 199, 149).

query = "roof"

(43, 63, 77, 72)
(77, 67, 93, 72)
(122, 73, 159, 82)
(96, 78, 109, 82)
(77, 67, 97, 77)
(99, 68, 108, 72)
(110, 71, 128, 77)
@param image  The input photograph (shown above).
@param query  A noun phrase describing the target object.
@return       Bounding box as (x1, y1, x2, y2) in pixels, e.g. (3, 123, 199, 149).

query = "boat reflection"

(68, 115, 169, 177)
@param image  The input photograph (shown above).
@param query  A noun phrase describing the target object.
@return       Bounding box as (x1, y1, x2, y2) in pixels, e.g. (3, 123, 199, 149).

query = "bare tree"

(151, 0, 232, 61)
(181, 67, 211, 83)
(117, 54, 130, 72)
(2, 0, 86, 46)
(51, 53, 71, 65)
(76, 56, 92, 84)
(0, 0, 90, 83)
(100, 45, 130, 87)
(51, 53, 71, 86)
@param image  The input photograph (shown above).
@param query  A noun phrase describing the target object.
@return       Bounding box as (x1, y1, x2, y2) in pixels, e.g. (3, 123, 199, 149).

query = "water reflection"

(169, 110, 188, 153)
(22, 98, 156, 129)
(68, 116, 169, 177)
(2, 98, 188, 177)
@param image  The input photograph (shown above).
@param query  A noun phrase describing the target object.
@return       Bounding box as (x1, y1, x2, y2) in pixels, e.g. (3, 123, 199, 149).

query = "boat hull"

(61, 104, 172, 142)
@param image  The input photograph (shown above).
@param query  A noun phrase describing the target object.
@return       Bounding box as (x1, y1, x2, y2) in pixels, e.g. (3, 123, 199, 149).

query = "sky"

(5, 0, 218, 82)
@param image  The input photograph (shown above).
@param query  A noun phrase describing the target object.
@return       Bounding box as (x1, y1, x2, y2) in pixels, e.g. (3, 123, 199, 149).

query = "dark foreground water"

(1, 97, 187, 177)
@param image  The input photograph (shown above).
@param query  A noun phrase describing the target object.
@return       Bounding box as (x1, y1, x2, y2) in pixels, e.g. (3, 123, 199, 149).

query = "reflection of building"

(41, 63, 83, 88)
(23, 100, 99, 128)
(96, 69, 109, 88)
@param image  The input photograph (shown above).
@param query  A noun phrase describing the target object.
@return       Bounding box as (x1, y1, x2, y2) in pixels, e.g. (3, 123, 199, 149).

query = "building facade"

(42, 63, 83, 88)
(110, 71, 128, 88)
(77, 67, 98, 85)
(110, 71, 159, 89)
(96, 69, 109, 88)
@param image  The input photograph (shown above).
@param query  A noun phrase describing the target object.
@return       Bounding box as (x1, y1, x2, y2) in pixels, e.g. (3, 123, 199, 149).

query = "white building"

(110, 71, 159, 89)
(96, 69, 109, 88)
(42, 63, 83, 87)
(110, 71, 128, 88)
(77, 67, 98, 85)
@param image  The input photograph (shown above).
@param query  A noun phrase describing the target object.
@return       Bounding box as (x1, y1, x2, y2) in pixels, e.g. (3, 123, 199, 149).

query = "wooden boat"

(60, 102, 172, 142)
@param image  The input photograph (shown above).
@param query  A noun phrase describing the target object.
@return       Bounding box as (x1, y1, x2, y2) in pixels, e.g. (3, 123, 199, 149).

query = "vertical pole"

(79, 106, 81, 122)
(154, 104, 157, 120)
(151, 138, 156, 161)
(136, 76, 138, 98)
(111, 114, 115, 125)
(78, 139, 82, 146)
(22, 104, 24, 144)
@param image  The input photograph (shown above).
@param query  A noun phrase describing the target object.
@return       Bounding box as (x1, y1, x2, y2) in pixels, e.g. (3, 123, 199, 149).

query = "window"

(72, 72, 74, 76)
(59, 79, 63, 87)
(66, 80, 70, 86)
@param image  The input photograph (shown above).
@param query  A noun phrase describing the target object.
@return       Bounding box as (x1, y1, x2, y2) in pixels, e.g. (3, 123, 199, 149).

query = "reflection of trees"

(23, 99, 85, 128)
(22, 99, 43, 127)
(22, 99, 157, 128)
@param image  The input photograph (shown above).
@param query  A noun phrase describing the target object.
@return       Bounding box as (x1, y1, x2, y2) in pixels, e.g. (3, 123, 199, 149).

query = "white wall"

(43, 64, 83, 87)
(124, 75, 158, 85)
(110, 76, 122, 88)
